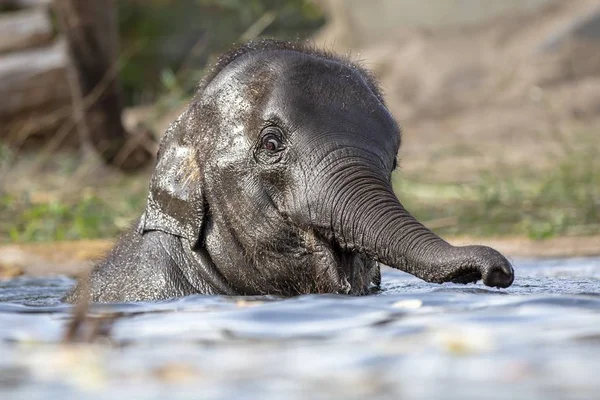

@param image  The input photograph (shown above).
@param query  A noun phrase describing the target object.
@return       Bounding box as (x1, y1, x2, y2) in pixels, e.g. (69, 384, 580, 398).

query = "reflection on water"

(0, 257, 599, 399)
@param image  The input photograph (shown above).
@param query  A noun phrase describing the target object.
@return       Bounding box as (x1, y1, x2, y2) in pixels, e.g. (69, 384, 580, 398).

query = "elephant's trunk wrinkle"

(309, 149, 387, 224)
(350, 190, 396, 251)
(297, 157, 314, 223)
(319, 165, 479, 284)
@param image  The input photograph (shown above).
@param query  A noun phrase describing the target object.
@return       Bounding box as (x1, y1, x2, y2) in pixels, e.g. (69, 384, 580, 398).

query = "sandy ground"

(320, 0, 600, 183)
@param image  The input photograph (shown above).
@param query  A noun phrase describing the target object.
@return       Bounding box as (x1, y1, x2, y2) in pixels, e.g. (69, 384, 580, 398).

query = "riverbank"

(1, 236, 599, 279)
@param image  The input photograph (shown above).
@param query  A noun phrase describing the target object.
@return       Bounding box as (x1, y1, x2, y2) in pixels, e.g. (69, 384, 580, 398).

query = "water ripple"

(0, 257, 599, 399)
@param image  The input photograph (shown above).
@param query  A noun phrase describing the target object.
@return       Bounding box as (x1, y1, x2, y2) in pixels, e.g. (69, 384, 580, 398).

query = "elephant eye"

(263, 136, 280, 152)
(260, 128, 284, 153)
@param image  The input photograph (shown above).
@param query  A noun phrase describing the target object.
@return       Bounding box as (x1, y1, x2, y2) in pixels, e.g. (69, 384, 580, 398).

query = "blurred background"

(0, 0, 598, 252)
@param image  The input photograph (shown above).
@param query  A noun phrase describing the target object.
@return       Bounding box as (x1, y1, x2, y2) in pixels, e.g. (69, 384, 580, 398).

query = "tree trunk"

(53, 0, 153, 170)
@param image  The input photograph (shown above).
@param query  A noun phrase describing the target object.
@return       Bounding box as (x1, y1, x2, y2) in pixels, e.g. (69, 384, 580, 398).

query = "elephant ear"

(137, 112, 204, 246)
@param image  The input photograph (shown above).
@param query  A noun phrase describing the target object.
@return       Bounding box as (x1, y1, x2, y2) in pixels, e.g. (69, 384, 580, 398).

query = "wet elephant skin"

(66, 40, 513, 303)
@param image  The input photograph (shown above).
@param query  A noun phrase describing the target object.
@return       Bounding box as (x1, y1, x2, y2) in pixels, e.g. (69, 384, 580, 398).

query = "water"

(1, 257, 600, 400)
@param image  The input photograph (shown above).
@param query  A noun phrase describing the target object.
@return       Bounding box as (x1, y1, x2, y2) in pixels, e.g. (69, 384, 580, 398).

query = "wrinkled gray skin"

(66, 40, 513, 303)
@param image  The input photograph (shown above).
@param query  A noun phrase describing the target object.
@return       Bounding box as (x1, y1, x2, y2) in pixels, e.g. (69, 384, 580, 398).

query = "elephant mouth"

(333, 245, 381, 295)
(301, 229, 380, 296)
(242, 226, 379, 296)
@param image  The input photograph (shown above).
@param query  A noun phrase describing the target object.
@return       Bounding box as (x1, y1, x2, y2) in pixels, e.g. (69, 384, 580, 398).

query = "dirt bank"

(316, 0, 600, 183)
(1, 237, 599, 278)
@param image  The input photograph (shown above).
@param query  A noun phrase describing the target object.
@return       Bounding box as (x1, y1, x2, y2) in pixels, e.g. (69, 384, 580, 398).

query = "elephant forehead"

(202, 51, 379, 117)
(202, 77, 257, 128)
(272, 59, 395, 129)
(198, 50, 398, 147)
(268, 68, 399, 151)
(281, 58, 376, 103)
(202, 56, 278, 121)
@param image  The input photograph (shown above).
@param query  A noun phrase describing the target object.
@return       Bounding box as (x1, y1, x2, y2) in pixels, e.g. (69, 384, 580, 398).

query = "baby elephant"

(66, 40, 513, 303)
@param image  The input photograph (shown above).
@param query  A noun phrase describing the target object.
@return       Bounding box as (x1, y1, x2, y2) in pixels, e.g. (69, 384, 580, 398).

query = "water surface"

(1, 257, 599, 399)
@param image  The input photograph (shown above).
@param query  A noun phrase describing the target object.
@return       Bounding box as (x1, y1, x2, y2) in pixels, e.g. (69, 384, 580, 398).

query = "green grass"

(394, 144, 600, 239)
(0, 175, 148, 244)
(1, 190, 146, 243)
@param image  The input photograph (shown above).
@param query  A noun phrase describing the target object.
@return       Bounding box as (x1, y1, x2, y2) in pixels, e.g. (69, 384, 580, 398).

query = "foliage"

(394, 139, 600, 239)
(1, 185, 147, 244)
(117, 0, 324, 105)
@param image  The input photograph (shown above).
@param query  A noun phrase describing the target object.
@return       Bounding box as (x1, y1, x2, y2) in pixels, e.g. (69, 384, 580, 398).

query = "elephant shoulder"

(65, 229, 197, 303)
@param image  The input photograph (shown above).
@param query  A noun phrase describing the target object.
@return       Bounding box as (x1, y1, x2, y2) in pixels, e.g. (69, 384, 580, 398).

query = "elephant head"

(137, 40, 514, 296)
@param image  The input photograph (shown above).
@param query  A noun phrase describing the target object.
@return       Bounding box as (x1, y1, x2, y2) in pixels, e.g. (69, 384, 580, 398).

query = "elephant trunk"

(321, 160, 513, 288)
